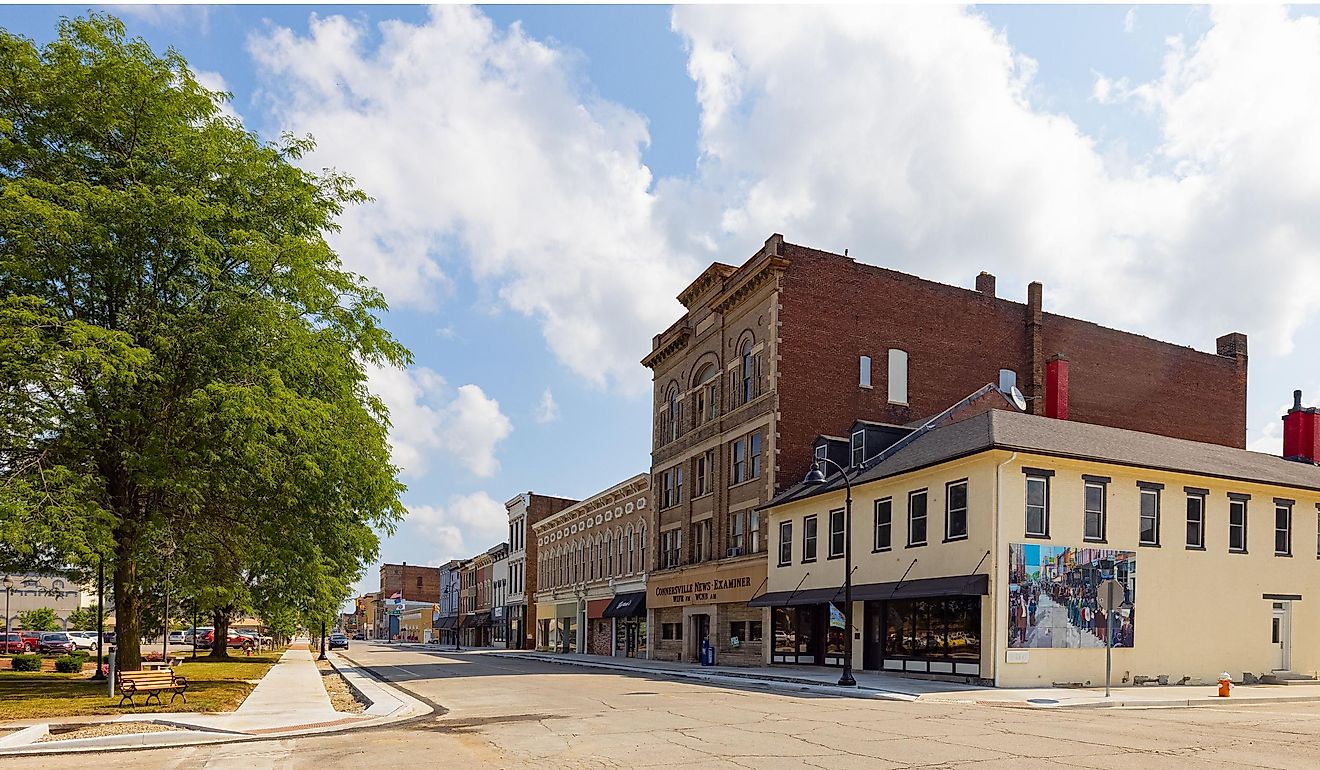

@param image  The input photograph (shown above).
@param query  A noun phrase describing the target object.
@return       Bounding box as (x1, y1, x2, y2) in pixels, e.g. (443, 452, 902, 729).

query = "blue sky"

(6, 6, 1320, 609)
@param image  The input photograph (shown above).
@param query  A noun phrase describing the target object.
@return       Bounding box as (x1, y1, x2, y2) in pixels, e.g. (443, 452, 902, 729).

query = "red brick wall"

(523, 494, 578, 645)
(380, 564, 441, 604)
(776, 240, 1246, 495)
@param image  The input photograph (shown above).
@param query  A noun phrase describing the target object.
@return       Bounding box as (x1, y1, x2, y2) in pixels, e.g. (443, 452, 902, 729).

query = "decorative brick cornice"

(709, 256, 790, 315)
(641, 320, 691, 369)
(678, 262, 738, 308)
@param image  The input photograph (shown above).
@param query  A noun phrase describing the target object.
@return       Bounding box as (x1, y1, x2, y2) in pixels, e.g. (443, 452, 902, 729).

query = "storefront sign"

(650, 562, 766, 606)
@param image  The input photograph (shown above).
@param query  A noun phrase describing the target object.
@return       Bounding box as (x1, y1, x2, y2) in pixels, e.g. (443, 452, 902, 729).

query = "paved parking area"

(10, 644, 1320, 768)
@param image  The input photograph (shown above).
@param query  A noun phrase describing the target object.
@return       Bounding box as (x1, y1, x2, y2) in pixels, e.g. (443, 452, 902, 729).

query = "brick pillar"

(1216, 332, 1249, 449)
(1026, 282, 1045, 416)
(976, 271, 996, 297)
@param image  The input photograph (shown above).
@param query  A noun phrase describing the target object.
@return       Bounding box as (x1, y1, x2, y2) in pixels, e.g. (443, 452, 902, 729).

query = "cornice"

(641, 320, 691, 370)
(677, 262, 738, 308)
(710, 256, 790, 315)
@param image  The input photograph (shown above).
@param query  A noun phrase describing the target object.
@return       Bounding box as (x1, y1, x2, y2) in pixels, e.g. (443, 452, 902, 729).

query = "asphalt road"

(13, 642, 1320, 768)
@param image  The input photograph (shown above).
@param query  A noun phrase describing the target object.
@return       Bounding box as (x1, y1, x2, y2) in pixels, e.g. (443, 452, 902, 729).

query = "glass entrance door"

(1272, 603, 1291, 671)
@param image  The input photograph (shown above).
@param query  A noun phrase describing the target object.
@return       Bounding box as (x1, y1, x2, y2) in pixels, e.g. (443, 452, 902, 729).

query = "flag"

(389, 592, 402, 600)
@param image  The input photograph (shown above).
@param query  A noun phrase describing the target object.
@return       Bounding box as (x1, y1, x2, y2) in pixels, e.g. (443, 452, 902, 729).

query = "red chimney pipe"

(1282, 390, 1319, 464)
(1045, 355, 1069, 420)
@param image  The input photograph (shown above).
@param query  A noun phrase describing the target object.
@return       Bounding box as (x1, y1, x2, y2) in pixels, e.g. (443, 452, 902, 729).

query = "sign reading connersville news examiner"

(650, 561, 766, 606)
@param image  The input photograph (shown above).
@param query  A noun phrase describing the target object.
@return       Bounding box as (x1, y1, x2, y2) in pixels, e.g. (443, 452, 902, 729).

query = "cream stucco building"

(761, 406, 1320, 687)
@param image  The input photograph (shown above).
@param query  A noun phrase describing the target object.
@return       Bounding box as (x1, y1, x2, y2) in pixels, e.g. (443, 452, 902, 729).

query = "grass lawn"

(0, 648, 287, 720)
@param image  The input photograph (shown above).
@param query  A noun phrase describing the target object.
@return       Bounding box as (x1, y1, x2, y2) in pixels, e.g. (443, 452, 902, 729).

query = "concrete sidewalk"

(487, 648, 1320, 710)
(0, 641, 431, 755)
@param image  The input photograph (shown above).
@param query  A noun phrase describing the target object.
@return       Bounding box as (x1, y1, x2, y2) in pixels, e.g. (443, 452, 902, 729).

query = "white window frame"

(887, 349, 909, 404)
(908, 490, 928, 547)
(874, 498, 892, 551)
(859, 355, 872, 388)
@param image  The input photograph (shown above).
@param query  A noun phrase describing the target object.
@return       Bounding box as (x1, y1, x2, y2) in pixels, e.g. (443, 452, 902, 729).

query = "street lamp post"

(3, 575, 12, 643)
(803, 457, 859, 687)
(91, 558, 106, 681)
(318, 620, 327, 661)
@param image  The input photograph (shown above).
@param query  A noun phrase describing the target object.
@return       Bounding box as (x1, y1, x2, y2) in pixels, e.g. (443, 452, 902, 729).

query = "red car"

(198, 629, 250, 649)
(0, 633, 26, 654)
(18, 631, 41, 652)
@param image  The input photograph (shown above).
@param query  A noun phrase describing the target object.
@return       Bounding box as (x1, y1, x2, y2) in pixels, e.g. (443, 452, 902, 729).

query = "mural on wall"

(1008, 544, 1135, 649)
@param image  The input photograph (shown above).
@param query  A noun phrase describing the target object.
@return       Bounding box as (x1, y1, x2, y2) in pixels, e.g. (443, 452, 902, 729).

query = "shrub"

(69, 650, 90, 662)
(12, 654, 41, 672)
(54, 655, 84, 673)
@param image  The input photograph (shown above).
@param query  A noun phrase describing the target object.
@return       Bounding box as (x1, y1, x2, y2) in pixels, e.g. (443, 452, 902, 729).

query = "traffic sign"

(1097, 580, 1124, 614)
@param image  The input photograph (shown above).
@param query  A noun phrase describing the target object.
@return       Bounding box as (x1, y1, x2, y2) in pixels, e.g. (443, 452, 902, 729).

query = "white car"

(66, 631, 98, 651)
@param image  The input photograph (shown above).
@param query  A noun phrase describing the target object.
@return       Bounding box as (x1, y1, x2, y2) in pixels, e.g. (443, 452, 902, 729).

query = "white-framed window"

(887, 349, 909, 404)
(874, 498, 892, 551)
(1138, 484, 1162, 546)
(1186, 489, 1206, 549)
(1083, 476, 1108, 542)
(945, 480, 968, 541)
(1229, 495, 1249, 553)
(1275, 499, 1293, 556)
(802, 515, 818, 562)
(732, 438, 748, 484)
(1025, 470, 1051, 537)
(778, 521, 792, 566)
(695, 451, 710, 497)
(693, 520, 711, 563)
(859, 355, 872, 387)
(740, 340, 756, 404)
(750, 433, 762, 479)
(829, 508, 846, 558)
(661, 529, 682, 569)
(850, 429, 864, 468)
(908, 490, 928, 547)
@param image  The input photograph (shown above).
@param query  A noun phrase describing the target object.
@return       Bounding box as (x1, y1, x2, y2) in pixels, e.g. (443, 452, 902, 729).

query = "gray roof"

(770, 409, 1320, 508)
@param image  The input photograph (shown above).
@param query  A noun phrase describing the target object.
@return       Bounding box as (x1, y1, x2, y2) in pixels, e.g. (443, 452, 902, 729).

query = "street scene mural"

(1008, 544, 1135, 649)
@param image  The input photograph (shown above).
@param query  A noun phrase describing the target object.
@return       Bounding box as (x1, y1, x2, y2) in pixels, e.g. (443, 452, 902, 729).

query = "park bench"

(116, 668, 188, 707)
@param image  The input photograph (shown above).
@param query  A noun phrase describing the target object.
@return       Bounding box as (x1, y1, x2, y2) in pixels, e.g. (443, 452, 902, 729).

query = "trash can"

(700, 638, 714, 666)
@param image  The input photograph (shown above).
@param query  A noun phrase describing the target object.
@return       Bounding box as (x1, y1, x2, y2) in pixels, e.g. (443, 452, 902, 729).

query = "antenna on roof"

(844, 248, 849, 257)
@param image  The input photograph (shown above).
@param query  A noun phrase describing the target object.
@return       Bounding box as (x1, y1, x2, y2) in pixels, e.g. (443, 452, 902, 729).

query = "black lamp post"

(3, 575, 12, 643)
(803, 457, 858, 687)
(319, 620, 327, 660)
(90, 558, 106, 680)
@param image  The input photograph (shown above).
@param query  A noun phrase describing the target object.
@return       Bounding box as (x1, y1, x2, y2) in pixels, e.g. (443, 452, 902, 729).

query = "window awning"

(461, 611, 492, 628)
(433, 616, 457, 630)
(748, 574, 988, 607)
(601, 592, 647, 619)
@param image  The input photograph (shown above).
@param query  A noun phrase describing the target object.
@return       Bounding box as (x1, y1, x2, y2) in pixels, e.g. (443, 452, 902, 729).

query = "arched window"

(693, 363, 718, 424)
(617, 528, 625, 575)
(606, 533, 614, 575)
(668, 385, 681, 442)
(740, 339, 756, 404)
(597, 536, 605, 577)
(626, 526, 635, 574)
(638, 525, 647, 572)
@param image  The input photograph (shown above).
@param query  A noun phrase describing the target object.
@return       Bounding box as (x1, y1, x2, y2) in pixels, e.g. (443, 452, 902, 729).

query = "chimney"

(976, 271, 996, 297)
(1282, 390, 1319, 465)
(1045, 354, 1069, 420)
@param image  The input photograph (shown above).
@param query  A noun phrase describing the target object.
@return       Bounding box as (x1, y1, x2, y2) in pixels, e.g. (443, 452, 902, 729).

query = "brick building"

(379, 562, 441, 605)
(532, 474, 650, 657)
(643, 234, 1249, 666)
(505, 492, 579, 649)
(434, 560, 462, 647)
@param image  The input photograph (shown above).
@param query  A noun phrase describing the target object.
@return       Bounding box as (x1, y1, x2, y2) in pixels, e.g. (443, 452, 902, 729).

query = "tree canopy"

(0, 14, 407, 668)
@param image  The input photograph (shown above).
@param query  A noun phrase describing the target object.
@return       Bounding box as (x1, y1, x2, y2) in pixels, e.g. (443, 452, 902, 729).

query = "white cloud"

(407, 492, 509, 558)
(193, 70, 241, 123)
(111, 4, 211, 32)
(248, 7, 695, 391)
(534, 388, 560, 424)
(1124, 8, 1136, 34)
(366, 364, 512, 479)
(668, 5, 1320, 361)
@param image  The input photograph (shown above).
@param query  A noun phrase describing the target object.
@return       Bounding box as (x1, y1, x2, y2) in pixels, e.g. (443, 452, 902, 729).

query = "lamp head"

(802, 465, 827, 486)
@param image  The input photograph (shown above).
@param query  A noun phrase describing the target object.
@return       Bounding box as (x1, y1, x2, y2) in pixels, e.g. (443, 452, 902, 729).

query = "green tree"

(18, 607, 60, 632)
(66, 603, 100, 630)
(0, 15, 407, 670)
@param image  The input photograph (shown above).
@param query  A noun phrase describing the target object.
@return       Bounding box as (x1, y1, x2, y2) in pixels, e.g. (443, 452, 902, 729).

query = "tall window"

(859, 355, 872, 387)
(667, 386, 680, 442)
(874, 498, 893, 551)
(662, 529, 682, 568)
(661, 466, 683, 508)
(1275, 500, 1293, 556)
(778, 521, 792, 566)
(597, 537, 605, 576)
(749, 510, 761, 553)
(850, 429, 865, 468)
(888, 349, 909, 404)
(829, 509, 846, 558)
(732, 438, 748, 484)
(694, 364, 717, 425)
(814, 444, 827, 471)
(1186, 489, 1206, 548)
(627, 530, 636, 573)
(740, 340, 756, 404)
(617, 532, 624, 573)
(1229, 495, 1249, 553)
(731, 511, 746, 553)
(638, 526, 647, 571)
(1025, 470, 1051, 537)
(676, 467, 684, 506)
(694, 520, 711, 562)
(607, 534, 615, 574)
(1083, 477, 1108, 542)
(1138, 484, 1162, 546)
(945, 480, 968, 541)
(695, 451, 710, 497)
(802, 515, 818, 562)
(750, 433, 763, 479)
(908, 490, 928, 547)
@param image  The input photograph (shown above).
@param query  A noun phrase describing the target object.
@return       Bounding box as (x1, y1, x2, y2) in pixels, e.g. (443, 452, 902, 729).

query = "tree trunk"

(112, 539, 141, 671)
(208, 609, 231, 659)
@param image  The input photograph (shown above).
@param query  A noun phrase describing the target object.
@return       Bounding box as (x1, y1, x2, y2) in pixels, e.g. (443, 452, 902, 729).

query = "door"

(1272, 603, 1291, 671)
(692, 614, 710, 662)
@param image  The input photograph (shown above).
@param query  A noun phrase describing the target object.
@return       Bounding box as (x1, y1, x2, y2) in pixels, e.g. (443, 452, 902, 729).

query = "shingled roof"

(768, 409, 1320, 509)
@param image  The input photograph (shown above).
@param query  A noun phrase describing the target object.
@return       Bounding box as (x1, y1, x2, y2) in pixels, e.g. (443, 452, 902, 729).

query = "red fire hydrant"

(1218, 673, 1232, 698)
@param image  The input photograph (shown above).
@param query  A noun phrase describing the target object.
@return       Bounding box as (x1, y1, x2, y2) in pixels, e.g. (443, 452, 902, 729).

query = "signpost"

(1097, 574, 1123, 698)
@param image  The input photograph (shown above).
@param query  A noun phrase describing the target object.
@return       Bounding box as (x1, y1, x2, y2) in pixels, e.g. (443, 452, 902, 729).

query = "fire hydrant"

(1218, 672, 1233, 698)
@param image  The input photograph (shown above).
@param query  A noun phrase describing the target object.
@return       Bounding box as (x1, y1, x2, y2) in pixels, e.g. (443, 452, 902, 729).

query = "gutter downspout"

(993, 451, 1018, 688)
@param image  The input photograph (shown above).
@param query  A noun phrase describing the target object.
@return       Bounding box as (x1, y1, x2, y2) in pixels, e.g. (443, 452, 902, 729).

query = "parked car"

(18, 631, 42, 652)
(0, 633, 26, 654)
(38, 632, 76, 655)
(168, 630, 186, 645)
(182, 627, 213, 645)
(328, 633, 349, 650)
(66, 631, 98, 651)
(197, 629, 251, 649)
(351, 633, 364, 641)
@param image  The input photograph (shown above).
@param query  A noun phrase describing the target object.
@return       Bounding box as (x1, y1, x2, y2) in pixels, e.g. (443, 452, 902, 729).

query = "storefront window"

(881, 597, 980, 664)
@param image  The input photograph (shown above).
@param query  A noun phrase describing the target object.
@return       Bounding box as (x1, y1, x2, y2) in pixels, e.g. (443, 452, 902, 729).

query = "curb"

(0, 646, 433, 756)
(493, 650, 917, 702)
(974, 693, 1320, 710)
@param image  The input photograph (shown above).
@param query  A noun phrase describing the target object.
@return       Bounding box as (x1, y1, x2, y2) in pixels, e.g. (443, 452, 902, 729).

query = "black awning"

(434, 615, 457, 630)
(748, 574, 988, 607)
(601, 592, 647, 619)
(461, 612, 491, 629)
